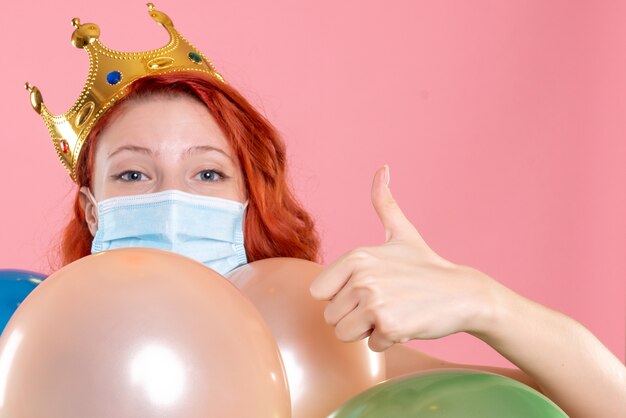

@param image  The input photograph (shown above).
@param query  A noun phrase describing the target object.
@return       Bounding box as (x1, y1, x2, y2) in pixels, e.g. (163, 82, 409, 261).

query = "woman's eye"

(116, 171, 146, 182)
(196, 170, 224, 182)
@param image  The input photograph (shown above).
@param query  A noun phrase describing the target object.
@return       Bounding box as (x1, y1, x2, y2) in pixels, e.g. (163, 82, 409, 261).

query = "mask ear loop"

(84, 187, 100, 230)
(86, 187, 97, 204)
(241, 199, 249, 230)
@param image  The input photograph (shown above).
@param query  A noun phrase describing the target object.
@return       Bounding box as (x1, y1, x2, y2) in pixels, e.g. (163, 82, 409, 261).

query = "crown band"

(26, 3, 225, 182)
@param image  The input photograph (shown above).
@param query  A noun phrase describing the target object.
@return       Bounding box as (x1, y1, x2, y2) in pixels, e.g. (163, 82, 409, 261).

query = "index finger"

(309, 248, 374, 300)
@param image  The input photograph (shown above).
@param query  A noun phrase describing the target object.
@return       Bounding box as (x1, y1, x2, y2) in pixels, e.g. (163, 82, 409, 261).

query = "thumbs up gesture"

(310, 165, 498, 352)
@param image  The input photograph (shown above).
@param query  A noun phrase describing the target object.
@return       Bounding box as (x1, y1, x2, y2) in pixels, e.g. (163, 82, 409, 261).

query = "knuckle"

(351, 272, 377, 289)
(334, 323, 352, 342)
(372, 308, 402, 341)
(348, 247, 374, 264)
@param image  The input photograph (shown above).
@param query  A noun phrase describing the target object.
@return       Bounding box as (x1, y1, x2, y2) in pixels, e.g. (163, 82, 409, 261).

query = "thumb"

(371, 165, 421, 243)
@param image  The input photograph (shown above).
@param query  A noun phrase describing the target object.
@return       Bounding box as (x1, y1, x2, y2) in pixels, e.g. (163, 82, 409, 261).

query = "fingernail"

(384, 164, 390, 186)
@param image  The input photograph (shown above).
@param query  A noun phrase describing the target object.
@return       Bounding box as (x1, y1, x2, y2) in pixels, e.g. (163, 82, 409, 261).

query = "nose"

(155, 169, 191, 194)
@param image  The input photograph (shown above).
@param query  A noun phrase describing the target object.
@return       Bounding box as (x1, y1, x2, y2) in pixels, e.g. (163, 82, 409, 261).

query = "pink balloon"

(0, 248, 290, 418)
(227, 258, 386, 418)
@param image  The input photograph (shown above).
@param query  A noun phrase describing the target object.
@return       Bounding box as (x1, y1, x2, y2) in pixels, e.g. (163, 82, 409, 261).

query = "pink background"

(1, 1, 624, 368)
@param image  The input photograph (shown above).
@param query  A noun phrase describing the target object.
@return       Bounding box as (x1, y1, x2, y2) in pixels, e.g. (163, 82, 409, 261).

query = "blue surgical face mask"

(87, 189, 248, 276)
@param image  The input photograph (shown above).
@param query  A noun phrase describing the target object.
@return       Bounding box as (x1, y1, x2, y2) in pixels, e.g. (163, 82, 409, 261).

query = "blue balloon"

(0, 269, 46, 335)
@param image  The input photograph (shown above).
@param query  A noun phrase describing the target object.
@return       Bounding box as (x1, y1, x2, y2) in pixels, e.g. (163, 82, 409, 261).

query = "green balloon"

(328, 369, 568, 418)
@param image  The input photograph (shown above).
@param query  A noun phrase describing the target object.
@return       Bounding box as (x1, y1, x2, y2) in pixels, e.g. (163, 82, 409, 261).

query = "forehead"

(94, 94, 234, 158)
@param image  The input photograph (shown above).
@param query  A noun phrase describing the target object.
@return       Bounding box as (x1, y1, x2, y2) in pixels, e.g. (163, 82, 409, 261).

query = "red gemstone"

(60, 140, 69, 154)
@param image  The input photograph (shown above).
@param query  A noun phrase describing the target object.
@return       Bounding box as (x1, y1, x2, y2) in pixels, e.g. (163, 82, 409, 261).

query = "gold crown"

(25, 3, 225, 182)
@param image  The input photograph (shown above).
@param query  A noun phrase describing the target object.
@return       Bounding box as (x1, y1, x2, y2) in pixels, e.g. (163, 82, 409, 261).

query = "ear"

(79, 186, 98, 237)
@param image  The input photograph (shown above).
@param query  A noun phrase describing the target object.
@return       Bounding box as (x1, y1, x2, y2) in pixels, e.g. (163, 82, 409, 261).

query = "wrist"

(464, 267, 513, 343)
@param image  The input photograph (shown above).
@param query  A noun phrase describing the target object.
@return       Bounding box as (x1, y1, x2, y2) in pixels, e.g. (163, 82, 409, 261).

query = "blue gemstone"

(106, 70, 122, 85)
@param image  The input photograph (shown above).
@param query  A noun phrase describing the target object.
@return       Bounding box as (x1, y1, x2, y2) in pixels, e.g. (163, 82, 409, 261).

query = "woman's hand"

(311, 165, 626, 417)
(310, 165, 498, 351)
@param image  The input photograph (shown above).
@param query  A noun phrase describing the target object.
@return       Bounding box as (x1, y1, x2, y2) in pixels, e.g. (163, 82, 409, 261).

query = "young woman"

(20, 4, 618, 415)
(49, 71, 625, 417)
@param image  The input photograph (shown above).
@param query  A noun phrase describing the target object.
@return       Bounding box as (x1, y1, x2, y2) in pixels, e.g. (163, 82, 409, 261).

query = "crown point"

(25, 82, 44, 114)
(71, 21, 101, 48)
(147, 4, 173, 27)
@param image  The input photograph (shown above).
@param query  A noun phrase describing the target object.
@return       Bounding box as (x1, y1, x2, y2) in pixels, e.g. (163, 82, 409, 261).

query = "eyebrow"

(107, 144, 232, 161)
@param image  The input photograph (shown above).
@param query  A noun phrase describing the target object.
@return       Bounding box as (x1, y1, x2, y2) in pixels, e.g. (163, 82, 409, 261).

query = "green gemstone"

(188, 51, 202, 63)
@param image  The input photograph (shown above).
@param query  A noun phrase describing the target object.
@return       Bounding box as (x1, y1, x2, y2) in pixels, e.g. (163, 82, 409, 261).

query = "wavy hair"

(52, 71, 321, 270)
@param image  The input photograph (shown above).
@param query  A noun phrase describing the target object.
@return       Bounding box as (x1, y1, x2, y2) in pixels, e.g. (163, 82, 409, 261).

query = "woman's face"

(79, 94, 247, 236)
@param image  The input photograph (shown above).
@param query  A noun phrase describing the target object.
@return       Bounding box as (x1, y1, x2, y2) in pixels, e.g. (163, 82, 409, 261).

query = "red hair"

(52, 72, 321, 270)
